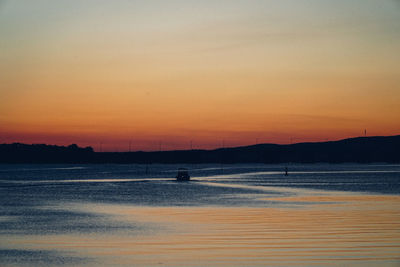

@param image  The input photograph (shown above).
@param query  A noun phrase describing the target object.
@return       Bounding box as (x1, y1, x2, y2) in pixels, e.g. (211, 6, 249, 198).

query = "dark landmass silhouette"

(1, 135, 399, 164)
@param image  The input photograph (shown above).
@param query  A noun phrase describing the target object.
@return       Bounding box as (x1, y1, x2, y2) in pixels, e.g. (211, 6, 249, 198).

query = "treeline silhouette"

(0, 135, 399, 164)
(0, 143, 94, 163)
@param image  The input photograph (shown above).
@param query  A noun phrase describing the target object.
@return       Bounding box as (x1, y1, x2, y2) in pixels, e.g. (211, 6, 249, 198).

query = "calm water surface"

(0, 164, 399, 266)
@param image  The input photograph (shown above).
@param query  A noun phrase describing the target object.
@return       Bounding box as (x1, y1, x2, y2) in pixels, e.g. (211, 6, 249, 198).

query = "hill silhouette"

(1, 135, 399, 164)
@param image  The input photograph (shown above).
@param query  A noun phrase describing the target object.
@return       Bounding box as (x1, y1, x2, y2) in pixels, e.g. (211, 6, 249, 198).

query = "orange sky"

(1, 1, 399, 151)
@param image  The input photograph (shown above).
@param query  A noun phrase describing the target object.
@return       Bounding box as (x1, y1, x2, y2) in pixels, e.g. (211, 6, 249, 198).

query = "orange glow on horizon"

(1, 1, 400, 151)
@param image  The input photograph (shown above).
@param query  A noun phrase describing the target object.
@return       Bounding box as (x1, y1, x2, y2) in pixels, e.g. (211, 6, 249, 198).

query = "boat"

(176, 168, 190, 181)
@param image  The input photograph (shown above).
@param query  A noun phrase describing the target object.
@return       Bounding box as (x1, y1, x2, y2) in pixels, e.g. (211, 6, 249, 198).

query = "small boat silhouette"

(176, 168, 190, 181)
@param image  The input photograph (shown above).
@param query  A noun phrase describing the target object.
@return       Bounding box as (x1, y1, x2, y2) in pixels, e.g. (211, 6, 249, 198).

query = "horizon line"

(2, 134, 399, 153)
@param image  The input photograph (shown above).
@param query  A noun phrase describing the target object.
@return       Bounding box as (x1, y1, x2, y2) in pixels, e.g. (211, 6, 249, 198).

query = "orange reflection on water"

(54, 194, 400, 266)
(8, 193, 400, 266)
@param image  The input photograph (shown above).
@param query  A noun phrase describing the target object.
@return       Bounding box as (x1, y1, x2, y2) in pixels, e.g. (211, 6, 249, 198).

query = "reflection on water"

(0, 164, 400, 266)
(3, 194, 400, 267)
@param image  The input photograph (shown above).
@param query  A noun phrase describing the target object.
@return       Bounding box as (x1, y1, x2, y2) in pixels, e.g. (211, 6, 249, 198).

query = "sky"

(1, 0, 400, 151)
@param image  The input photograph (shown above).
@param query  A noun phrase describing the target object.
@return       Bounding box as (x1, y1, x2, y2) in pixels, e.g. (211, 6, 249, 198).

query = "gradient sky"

(1, 0, 400, 151)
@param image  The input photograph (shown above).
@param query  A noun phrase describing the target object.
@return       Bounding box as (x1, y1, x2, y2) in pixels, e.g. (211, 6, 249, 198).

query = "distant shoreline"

(1, 135, 399, 164)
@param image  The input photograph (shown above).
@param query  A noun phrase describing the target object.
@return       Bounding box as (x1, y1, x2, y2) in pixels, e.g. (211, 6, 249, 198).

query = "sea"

(0, 163, 399, 266)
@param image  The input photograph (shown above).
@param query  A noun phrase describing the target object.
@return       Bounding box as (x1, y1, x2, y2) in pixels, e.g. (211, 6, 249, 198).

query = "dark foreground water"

(1, 164, 399, 266)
